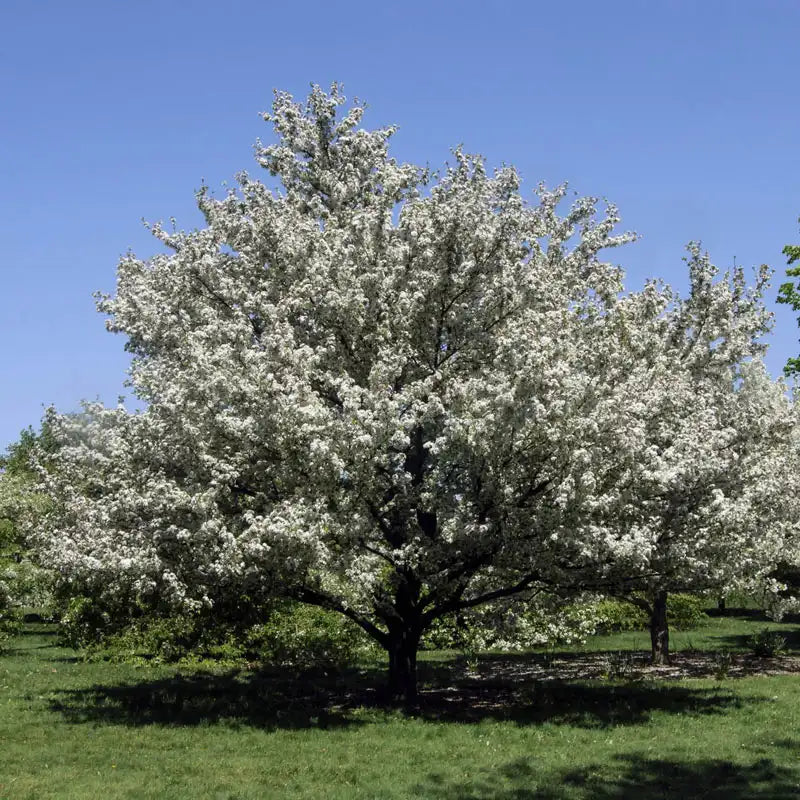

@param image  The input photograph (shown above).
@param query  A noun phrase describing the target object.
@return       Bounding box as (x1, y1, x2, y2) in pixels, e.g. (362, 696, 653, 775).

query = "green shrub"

(420, 614, 473, 651)
(748, 628, 787, 658)
(246, 602, 375, 669)
(58, 596, 115, 649)
(602, 651, 638, 680)
(593, 599, 649, 633)
(713, 651, 732, 680)
(0, 567, 25, 652)
(0, 605, 22, 653)
(593, 594, 708, 634)
(667, 594, 708, 630)
(58, 595, 376, 669)
(0, 557, 52, 653)
(9, 561, 55, 613)
(421, 595, 601, 653)
(55, 587, 270, 655)
(91, 614, 210, 663)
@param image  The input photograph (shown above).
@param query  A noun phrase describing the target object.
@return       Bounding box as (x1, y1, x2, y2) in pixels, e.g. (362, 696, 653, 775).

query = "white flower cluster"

(33, 84, 797, 652)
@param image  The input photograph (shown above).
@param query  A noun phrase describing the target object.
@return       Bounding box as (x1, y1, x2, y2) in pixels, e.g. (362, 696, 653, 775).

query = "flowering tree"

(600, 354, 792, 664)
(35, 85, 793, 698)
(569, 252, 796, 663)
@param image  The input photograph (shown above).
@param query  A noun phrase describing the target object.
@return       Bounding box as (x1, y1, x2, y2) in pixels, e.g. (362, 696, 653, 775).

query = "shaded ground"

(47, 648, 767, 730)
(5, 617, 800, 799)
(417, 754, 800, 800)
(464, 648, 800, 682)
(43, 606, 800, 729)
(49, 664, 751, 729)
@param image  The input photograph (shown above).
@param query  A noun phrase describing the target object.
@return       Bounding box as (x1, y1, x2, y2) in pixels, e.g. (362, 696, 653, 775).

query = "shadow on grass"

(706, 606, 800, 625)
(15, 625, 57, 638)
(48, 654, 749, 731)
(706, 606, 772, 621)
(713, 627, 800, 653)
(49, 665, 381, 730)
(418, 754, 800, 799)
(5, 626, 61, 656)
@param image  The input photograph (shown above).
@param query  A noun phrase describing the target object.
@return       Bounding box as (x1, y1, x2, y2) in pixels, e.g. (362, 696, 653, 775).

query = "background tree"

(34, 85, 793, 700)
(777, 231, 800, 375)
(572, 251, 794, 664)
(0, 425, 57, 643)
(613, 359, 793, 664)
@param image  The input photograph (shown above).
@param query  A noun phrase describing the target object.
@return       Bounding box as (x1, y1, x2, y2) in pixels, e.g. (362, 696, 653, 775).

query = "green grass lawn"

(2, 608, 800, 799)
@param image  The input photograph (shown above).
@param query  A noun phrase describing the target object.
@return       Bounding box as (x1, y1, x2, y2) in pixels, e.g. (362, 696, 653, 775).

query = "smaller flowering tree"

(614, 359, 794, 663)
(561, 250, 797, 663)
(751, 402, 800, 621)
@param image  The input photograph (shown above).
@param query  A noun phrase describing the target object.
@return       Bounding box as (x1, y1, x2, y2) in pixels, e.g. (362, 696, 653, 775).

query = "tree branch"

(295, 585, 388, 646)
(422, 573, 541, 624)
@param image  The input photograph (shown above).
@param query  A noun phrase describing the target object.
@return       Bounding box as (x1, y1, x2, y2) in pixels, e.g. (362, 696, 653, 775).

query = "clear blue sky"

(3, 0, 800, 450)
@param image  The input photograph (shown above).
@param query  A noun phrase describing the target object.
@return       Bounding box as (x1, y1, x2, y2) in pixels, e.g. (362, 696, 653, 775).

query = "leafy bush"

(89, 614, 242, 665)
(0, 567, 24, 652)
(0, 427, 57, 624)
(667, 594, 708, 630)
(748, 628, 787, 658)
(421, 614, 474, 651)
(713, 651, 733, 680)
(593, 599, 649, 633)
(58, 595, 116, 649)
(0, 611, 21, 653)
(246, 602, 375, 669)
(0, 550, 52, 654)
(602, 651, 638, 680)
(6, 561, 55, 615)
(593, 594, 708, 634)
(58, 595, 376, 669)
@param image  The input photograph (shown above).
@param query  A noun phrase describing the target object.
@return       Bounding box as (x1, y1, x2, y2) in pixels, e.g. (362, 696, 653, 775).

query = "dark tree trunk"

(387, 627, 420, 706)
(717, 596, 726, 613)
(650, 590, 669, 665)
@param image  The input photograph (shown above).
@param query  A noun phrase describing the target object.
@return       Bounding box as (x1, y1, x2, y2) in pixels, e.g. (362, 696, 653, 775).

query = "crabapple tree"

(34, 85, 794, 697)
(563, 251, 796, 664)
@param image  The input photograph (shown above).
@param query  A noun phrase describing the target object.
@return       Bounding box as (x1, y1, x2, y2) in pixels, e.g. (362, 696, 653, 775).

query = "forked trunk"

(650, 590, 669, 665)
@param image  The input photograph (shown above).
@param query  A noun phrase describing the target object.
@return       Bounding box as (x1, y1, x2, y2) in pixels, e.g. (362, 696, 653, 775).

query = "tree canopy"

(34, 85, 796, 699)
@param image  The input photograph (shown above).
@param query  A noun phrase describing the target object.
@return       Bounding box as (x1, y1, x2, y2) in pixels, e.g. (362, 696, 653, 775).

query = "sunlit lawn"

(2, 607, 800, 799)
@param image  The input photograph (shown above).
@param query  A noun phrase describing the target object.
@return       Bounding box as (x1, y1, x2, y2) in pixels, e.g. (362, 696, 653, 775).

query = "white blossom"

(31, 84, 797, 694)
